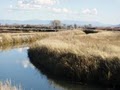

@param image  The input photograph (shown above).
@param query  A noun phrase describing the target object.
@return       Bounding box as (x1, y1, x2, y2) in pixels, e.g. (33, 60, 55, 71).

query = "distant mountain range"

(0, 20, 50, 25)
(62, 20, 109, 27)
(0, 20, 113, 27)
(115, 24, 120, 27)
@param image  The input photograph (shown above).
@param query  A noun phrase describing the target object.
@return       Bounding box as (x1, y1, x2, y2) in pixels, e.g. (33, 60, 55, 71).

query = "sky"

(0, 0, 120, 24)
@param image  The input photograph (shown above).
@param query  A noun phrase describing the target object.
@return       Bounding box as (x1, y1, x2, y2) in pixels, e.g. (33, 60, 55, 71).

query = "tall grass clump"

(0, 80, 22, 90)
(1, 34, 14, 44)
(28, 30, 120, 87)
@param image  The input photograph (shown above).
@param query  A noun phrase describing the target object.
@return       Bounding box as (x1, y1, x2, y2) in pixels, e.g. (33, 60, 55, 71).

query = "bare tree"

(74, 24, 77, 29)
(51, 20, 61, 29)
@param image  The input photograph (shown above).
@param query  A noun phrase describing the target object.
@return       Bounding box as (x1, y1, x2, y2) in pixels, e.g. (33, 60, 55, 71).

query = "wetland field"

(0, 30, 120, 90)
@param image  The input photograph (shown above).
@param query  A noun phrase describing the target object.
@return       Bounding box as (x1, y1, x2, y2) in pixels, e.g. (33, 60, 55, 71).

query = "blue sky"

(0, 0, 120, 24)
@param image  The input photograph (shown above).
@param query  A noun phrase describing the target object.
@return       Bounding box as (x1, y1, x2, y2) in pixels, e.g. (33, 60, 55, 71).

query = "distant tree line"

(1, 20, 119, 32)
(0, 20, 81, 30)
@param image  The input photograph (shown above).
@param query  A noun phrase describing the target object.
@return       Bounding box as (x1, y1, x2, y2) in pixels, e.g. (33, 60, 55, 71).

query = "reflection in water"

(21, 60, 34, 69)
(0, 44, 67, 90)
(29, 55, 110, 90)
(17, 47, 29, 53)
(0, 42, 30, 51)
(0, 43, 112, 90)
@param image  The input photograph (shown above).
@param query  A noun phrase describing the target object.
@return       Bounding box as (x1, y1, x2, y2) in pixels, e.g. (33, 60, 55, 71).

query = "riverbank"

(0, 32, 49, 45)
(28, 30, 120, 87)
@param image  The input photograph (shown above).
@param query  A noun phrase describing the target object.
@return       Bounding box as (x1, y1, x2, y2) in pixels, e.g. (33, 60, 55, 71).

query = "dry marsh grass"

(28, 30, 120, 87)
(0, 81, 22, 90)
(0, 32, 49, 45)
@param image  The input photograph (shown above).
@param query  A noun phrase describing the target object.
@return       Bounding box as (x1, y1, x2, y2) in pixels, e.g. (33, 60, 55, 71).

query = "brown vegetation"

(0, 32, 49, 45)
(28, 30, 120, 87)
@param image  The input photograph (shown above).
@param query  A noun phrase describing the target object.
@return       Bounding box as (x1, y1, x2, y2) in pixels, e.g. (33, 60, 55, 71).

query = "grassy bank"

(0, 32, 49, 45)
(28, 30, 120, 87)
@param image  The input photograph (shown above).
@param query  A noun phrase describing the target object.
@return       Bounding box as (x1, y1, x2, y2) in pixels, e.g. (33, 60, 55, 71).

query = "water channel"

(0, 44, 110, 90)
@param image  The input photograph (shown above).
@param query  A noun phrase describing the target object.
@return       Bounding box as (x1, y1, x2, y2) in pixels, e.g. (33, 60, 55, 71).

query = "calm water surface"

(0, 45, 110, 90)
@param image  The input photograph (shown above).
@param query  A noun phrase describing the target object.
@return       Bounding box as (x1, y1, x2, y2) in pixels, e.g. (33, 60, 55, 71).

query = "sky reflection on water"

(0, 46, 110, 90)
(0, 47, 61, 90)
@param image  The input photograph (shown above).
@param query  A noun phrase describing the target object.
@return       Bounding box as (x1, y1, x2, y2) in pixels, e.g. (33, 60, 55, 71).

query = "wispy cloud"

(9, 0, 76, 14)
(9, 0, 56, 11)
(12, 0, 59, 10)
(48, 7, 75, 14)
(18, 0, 58, 6)
(82, 8, 98, 15)
(9, 0, 98, 20)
